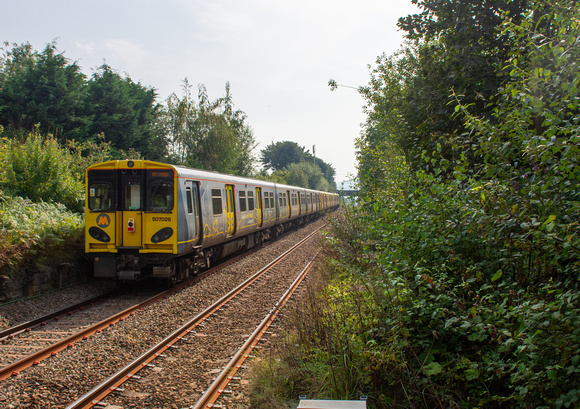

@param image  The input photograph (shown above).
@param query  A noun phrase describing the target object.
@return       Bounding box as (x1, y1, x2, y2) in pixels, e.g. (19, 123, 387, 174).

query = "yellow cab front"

(85, 160, 178, 279)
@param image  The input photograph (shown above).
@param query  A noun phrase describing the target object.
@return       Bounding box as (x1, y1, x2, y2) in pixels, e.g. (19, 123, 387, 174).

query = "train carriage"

(86, 160, 338, 282)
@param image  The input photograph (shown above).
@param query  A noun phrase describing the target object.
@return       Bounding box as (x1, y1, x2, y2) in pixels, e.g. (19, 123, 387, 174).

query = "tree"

(358, 48, 418, 193)
(285, 163, 309, 188)
(260, 141, 308, 171)
(384, 0, 529, 167)
(85, 64, 165, 159)
(0, 41, 89, 141)
(313, 156, 336, 190)
(0, 42, 166, 159)
(260, 140, 336, 189)
(163, 79, 257, 175)
(291, 162, 332, 191)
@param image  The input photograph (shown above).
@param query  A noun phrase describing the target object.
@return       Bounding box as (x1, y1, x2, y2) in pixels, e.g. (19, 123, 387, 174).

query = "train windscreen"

(88, 170, 115, 211)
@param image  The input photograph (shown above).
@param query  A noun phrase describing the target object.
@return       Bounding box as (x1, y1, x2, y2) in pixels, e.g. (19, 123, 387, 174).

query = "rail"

(66, 227, 323, 409)
(194, 252, 319, 409)
(0, 247, 259, 381)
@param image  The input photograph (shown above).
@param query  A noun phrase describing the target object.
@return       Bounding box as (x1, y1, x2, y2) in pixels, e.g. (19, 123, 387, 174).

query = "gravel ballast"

(0, 220, 327, 408)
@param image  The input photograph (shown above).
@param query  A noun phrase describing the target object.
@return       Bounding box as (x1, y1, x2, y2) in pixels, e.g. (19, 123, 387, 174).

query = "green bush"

(0, 127, 126, 213)
(256, 1, 580, 408)
(0, 195, 84, 280)
(0, 128, 84, 211)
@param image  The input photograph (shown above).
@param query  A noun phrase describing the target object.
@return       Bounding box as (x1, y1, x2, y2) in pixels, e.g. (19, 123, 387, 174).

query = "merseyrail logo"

(96, 214, 111, 228)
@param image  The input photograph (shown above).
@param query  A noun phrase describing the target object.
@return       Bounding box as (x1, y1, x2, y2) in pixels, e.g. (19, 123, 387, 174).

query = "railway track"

(0, 220, 326, 407)
(195, 252, 318, 409)
(0, 244, 265, 382)
(0, 289, 144, 377)
(66, 226, 323, 408)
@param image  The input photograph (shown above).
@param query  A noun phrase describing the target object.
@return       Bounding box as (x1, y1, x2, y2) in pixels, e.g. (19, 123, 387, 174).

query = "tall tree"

(260, 140, 336, 189)
(389, 0, 528, 167)
(0, 41, 88, 141)
(260, 141, 308, 171)
(313, 156, 336, 189)
(163, 80, 257, 175)
(85, 64, 165, 159)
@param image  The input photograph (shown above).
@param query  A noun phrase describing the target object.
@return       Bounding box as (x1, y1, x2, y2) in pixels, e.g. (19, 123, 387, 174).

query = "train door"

(286, 190, 291, 217)
(186, 182, 201, 244)
(255, 187, 263, 228)
(121, 171, 143, 248)
(225, 184, 236, 236)
(276, 190, 281, 220)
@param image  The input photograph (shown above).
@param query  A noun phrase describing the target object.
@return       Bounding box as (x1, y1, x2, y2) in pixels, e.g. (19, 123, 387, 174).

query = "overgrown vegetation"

(0, 194, 85, 285)
(250, 1, 580, 407)
(163, 79, 258, 176)
(0, 128, 117, 282)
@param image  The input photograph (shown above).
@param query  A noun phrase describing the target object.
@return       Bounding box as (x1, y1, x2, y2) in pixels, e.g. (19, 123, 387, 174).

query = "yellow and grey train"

(85, 160, 339, 282)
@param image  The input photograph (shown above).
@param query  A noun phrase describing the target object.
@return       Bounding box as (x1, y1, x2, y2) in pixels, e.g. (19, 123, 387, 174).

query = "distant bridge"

(337, 189, 359, 197)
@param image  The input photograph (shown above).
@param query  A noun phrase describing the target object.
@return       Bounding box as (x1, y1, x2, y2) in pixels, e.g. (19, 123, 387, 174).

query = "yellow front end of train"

(85, 160, 178, 280)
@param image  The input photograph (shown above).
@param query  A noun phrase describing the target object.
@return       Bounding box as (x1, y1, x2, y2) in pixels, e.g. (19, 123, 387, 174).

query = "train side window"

(247, 191, 254, 211)
(149, 181, 173, 212)
(212, 189, 223, 215)
(186, 187, 193, 214)
(89, 183, 113, 211)
(239, 190, 247, 212)
(270, 193, 275, 208)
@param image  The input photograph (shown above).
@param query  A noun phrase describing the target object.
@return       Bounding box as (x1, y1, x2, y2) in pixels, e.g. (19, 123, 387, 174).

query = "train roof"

(87, 160, 337, 196)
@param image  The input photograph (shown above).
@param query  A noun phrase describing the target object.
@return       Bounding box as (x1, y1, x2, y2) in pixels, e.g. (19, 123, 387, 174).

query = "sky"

(1, 0, 419, 186)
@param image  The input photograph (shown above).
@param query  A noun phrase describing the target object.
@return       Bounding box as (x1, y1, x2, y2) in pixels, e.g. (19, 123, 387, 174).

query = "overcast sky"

(2, 0, 419, 185)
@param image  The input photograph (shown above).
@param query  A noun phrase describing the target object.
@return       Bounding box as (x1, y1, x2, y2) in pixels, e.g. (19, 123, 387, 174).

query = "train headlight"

(151, 227, 173, 243)
(88, 226, 111, 242)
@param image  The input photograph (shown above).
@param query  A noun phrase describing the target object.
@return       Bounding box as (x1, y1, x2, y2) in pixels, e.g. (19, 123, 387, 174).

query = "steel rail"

(0, 247, 258, 381)
(65, 226, 323, 409)
(193, 251, 319, 409)
(0, 289, 120, 342)
(0, 290, 164, 381)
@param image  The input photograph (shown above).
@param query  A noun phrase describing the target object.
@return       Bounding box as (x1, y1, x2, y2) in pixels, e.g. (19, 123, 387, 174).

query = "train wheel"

(166, 260, 180, 287)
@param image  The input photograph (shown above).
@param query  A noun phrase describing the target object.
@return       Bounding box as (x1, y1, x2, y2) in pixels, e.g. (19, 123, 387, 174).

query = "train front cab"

(85, 160, 179, 280)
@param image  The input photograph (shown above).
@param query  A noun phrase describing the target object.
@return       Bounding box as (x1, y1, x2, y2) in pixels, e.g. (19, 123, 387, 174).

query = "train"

(85, 160, 339, 282)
